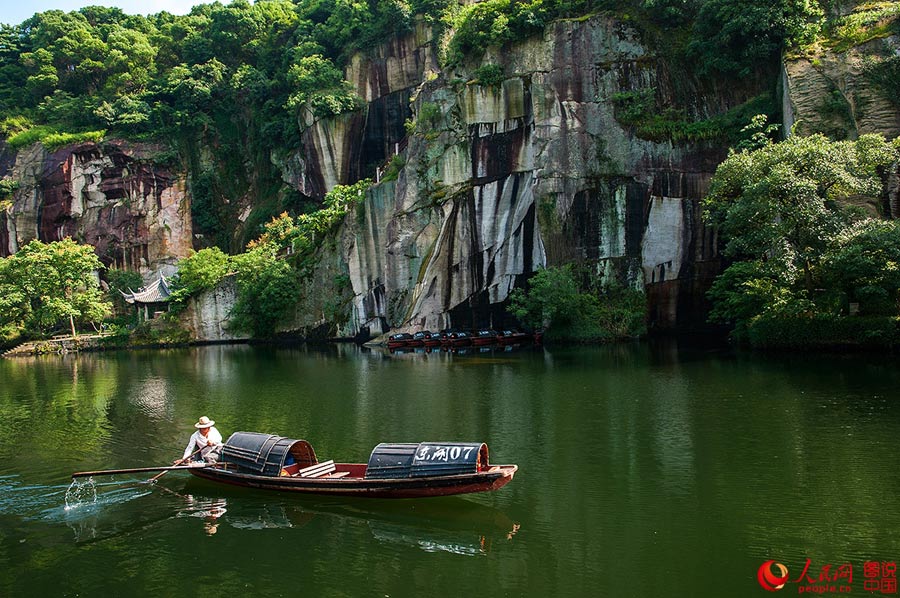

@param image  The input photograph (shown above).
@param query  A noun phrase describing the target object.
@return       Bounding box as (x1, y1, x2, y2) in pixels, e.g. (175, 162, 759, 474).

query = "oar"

(71, 463, 206, 479)
(147, 447, 206, 483)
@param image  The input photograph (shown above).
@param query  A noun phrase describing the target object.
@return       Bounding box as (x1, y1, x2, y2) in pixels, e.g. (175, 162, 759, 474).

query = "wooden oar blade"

(71, 464, 206, 478)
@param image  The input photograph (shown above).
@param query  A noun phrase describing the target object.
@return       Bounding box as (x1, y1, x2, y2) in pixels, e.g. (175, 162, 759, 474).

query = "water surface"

(1, 342, 898, 596)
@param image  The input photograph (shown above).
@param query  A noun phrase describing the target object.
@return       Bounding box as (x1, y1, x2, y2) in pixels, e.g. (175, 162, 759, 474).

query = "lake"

(1, 341, 899, 596)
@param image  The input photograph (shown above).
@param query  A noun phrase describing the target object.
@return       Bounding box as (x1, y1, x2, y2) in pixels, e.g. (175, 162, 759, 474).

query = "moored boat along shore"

(1, 327, 541, 358)
(376, 329, 542, 351)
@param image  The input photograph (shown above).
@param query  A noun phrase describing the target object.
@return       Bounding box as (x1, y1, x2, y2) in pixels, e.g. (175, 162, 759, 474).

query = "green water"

(1, 342, 899, 597)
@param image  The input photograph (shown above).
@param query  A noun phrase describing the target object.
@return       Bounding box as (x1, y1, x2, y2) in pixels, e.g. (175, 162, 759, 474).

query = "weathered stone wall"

(295, 15, 741, 336)
(180, 276, 248, 342)
(782, 35, 900, 141)
(0, 140, 191, 280)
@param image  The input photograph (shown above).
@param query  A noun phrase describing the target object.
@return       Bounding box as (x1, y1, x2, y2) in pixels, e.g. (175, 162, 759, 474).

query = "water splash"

(64, 477, 97, 510)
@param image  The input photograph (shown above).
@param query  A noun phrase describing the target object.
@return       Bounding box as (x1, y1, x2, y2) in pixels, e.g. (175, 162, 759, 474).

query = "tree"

(822, 220, 900, 315)
(0, 238, 111, 337)
(508, 265, 647, 340)
(168, 247, 233, 304)
(689, 0, 822, 76)
(230, 245, 298, 337)
(703, 133, 899, 329)
(508, 265, 584, 331)
(105, 267, 144, 316)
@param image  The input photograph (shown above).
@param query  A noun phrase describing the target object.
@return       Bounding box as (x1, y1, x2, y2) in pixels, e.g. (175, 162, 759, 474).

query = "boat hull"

(189, 463, 518, 498)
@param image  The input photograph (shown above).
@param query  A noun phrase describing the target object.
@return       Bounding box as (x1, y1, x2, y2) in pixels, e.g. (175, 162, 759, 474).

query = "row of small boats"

(386, 329, 540, 349)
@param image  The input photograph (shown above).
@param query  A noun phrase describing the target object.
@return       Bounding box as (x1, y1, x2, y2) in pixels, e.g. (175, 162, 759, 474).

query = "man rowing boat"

(174, 416, 223, 464)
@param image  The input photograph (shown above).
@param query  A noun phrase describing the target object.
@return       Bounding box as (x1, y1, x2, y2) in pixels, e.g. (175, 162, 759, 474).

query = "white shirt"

(183, 427, 223, 460)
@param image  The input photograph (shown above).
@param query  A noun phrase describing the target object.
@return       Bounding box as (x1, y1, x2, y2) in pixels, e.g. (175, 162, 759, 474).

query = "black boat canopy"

(365, 442, 488, 479)
(221, 432, 317, 475)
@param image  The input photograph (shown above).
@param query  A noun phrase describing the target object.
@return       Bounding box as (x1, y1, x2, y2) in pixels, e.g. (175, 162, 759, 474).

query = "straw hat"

(195, 416, 215, 429)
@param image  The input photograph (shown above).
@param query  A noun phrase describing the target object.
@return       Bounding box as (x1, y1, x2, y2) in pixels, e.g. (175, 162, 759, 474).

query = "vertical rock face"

(782, 32, 899, 217)
(296, 21, 437, 199)
(0, 140, 191, 279)
(782, 35, 900, 141)
(300, 16, 745, 336)
(180, 276, 247, 342)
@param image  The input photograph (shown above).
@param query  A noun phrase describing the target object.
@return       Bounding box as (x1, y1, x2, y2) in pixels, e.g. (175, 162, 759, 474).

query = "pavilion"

(120, 275, 172, 322)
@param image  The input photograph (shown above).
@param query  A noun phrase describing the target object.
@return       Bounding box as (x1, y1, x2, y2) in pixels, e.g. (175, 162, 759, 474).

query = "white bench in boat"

(293, 460, 350, 479)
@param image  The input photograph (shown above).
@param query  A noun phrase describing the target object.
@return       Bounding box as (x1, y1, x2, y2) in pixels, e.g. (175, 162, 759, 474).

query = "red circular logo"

(758, 560, 789, 592)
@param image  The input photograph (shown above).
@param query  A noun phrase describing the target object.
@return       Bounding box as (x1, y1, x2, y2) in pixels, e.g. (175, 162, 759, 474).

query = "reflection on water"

(176, 494, 227, 535)
(2, 342, 900, 596)
(172, 478, 520, 555)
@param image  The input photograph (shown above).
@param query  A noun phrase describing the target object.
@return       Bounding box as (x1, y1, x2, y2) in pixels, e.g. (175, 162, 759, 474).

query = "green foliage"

(6, 125, 57, 150)
(822, 220, 900, 316)
(824, 2, 900, 52)
(508, 265, 646, 341)
(444, 0, 591, 67)
(41, 130, 106, 150)
(642, 0, 701, 27)
(406, 101, 442, 136)
(745, 314, 900, 349)
(0, 177, 18, 209)
(229, 245, 298, 337)
(610, 88, 658, 124)
(188, 169, 224, 239)
(509, 265, 582, 331)
(4, 124, 105, 150)
(213, 179, 371, 336)
(382, 154, 405, 182)
(0, 238, 111, 336)
(285, 53, 364, 118)
(705, 133, 897, 262)
(703, 134, 900, 341)
(689, 0, 823, 76)
(169, 247, 232, 304)
(862, 54, 900, 108)
(104, 268, 144, 316)
(473, 63, 505, 87)
(610, 90, 778, 144)
(0, 116, 33, 136)
(128, 314, 192, 345)
(735, 114, 781, 151)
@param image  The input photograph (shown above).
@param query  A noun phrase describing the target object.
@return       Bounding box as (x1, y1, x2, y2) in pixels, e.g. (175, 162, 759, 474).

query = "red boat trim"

(189, 464, 518, 498)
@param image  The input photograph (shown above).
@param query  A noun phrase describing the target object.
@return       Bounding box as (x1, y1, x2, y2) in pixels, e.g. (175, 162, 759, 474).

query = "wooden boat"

(188, 432, 518, 499)
(408, 331, 429, 347)
(497, 330, 530, 344)
(472, 330, 499, 346)
(386, 332, 413, 349)
(447, 331, 473, 346)
(421, 331, 442, 347)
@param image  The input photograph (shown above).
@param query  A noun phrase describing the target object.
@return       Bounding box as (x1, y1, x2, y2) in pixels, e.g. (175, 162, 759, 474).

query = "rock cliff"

(0, 140, 192, 279)
(292, 16, 745, 336)
(782, 35, 900, 142)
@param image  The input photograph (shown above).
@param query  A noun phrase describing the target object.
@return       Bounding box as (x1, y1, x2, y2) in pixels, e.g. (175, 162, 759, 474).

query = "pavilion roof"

(120, 275, 172, 304)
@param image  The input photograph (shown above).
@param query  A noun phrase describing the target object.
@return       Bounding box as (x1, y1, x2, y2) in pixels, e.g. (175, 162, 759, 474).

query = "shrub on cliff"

(169, 247, 233, 305)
